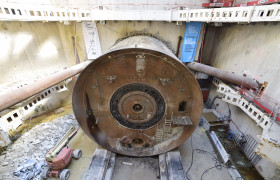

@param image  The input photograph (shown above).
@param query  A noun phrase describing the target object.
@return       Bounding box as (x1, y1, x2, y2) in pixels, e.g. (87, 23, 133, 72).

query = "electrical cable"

(229, 118, 245, 137)
(186, 135, 224, 180)
(226, 102, 231, 118)
(200, 166, 219, 180)
(185, 132, 239, 180)
(186, 148, 221, 176)
(208, 95, 222, 108)
(208, 95, 244, 137)
(186, 136, 193, 180)
(225, 103, 245, 136)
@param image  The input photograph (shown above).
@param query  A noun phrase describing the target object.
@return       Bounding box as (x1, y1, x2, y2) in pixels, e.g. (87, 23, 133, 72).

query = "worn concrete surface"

(179, 127, 232, 180)
(60, 130, 98, 180)
(0, 114, 79, 180)
(112, 155, 159, 180)
(208, 23, 280, 100)
(202, 22, 280, 180)
(0, 113, 235, 180)
(0, 112, 98, 180)
(0, 21, 85, 85)
(0, 20, 185, 85)
(68, 126, 232, 180)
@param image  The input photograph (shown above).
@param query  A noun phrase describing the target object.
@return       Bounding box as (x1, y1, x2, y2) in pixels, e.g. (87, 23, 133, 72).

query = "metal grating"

(229, 133, 262, 166)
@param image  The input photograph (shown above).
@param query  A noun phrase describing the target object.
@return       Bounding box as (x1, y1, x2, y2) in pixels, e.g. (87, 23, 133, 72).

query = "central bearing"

(132, 103, 143, 113)
(110, 84, 165, 129)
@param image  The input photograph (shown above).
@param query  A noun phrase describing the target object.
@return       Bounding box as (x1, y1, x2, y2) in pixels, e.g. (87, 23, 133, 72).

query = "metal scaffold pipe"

(0, 61, 91, 112)
(186, 62, 260, 89)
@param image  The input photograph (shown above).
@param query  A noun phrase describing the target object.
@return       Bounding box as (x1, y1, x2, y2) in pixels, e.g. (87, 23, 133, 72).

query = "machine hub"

(110, 84, 165, 129)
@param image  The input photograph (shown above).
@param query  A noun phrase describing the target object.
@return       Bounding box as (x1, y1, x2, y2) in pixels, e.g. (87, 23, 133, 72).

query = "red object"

(238, 88, 280, 122)
(236, 0, 280, 7)
(47, 170, 60, 178)
(47, 147, 73, 170)
(202, 0, 234, 7)
(45, 147, 73, 178)
(43, 127, 81, 179)
(201, 88, 210, 102)
(252, 99, 280, 122)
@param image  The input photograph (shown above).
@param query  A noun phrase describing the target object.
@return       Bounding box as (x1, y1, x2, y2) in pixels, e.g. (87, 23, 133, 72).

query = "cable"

(226, 102, 231, 118)
(200, 163, 240, 180)
(186, 136, 193, 179)
(186, 147, 224, 180)
(229, 118, 245, 136)
(185, 135, 239, 180)
(208, 95, 222, 109)
(223, 103, 245, 136)
(201, 166, 219, 180)
(209, 97, 244, 137)
(186, 135, 221, 180)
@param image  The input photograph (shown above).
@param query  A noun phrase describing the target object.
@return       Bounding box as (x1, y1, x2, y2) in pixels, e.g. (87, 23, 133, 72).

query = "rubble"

(14, 159, 45, 180)
(0, 114, 78, 180)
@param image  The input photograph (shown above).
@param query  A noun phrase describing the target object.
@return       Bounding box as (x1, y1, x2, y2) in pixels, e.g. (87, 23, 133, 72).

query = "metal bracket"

(105, 75, 117, 84)
(172, 116, 193, 125)
(159, 78, 172, 86)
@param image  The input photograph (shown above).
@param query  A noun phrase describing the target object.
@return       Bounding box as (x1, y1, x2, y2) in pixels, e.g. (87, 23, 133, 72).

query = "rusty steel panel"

(72, 36, 203, 156)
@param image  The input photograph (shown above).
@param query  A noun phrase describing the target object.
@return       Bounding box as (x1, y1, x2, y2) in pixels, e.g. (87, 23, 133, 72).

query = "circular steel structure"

(72, 36, 203, 156)
(110, 83, 165, 129)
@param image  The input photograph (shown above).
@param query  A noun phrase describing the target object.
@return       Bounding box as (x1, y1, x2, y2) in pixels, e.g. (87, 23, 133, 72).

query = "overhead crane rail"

(0, 3, 279, 22)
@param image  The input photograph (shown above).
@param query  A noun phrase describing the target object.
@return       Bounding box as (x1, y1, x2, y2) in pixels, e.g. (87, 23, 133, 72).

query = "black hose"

(208, 95, 222, 108)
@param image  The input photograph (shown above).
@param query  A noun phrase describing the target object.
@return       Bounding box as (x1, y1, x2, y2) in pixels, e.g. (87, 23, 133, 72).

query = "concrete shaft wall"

(204, 23, 280, 180)
(0, 21, 185, 85)
(0, 21, 86, 85)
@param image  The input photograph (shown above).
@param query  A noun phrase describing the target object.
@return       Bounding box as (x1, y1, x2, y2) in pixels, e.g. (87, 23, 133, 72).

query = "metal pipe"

(186, 62, 260, 89)
(0, 61, 91, 112)
(175, 36, 182, 58)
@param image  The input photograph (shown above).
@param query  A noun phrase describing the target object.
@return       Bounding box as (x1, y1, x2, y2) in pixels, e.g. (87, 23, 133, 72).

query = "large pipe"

(0, 61, 91, 112)
(186, 62, 260, 89)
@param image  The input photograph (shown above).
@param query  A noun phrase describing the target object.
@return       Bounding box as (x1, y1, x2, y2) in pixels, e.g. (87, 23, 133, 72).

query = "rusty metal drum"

(72, 36, 203, 156)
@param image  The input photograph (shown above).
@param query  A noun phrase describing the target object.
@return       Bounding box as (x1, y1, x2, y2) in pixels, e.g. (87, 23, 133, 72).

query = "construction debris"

(0, 114, 78, 180)
(13, 159, 45, 180)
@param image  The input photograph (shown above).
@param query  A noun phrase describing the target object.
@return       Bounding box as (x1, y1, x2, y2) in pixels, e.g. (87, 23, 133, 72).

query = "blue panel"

(180, 22, 202, 63)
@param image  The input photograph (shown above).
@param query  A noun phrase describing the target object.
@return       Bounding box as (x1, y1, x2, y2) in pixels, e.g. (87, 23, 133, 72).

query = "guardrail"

(179, 5, 280, 22)
(0, 3, 280, 22)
